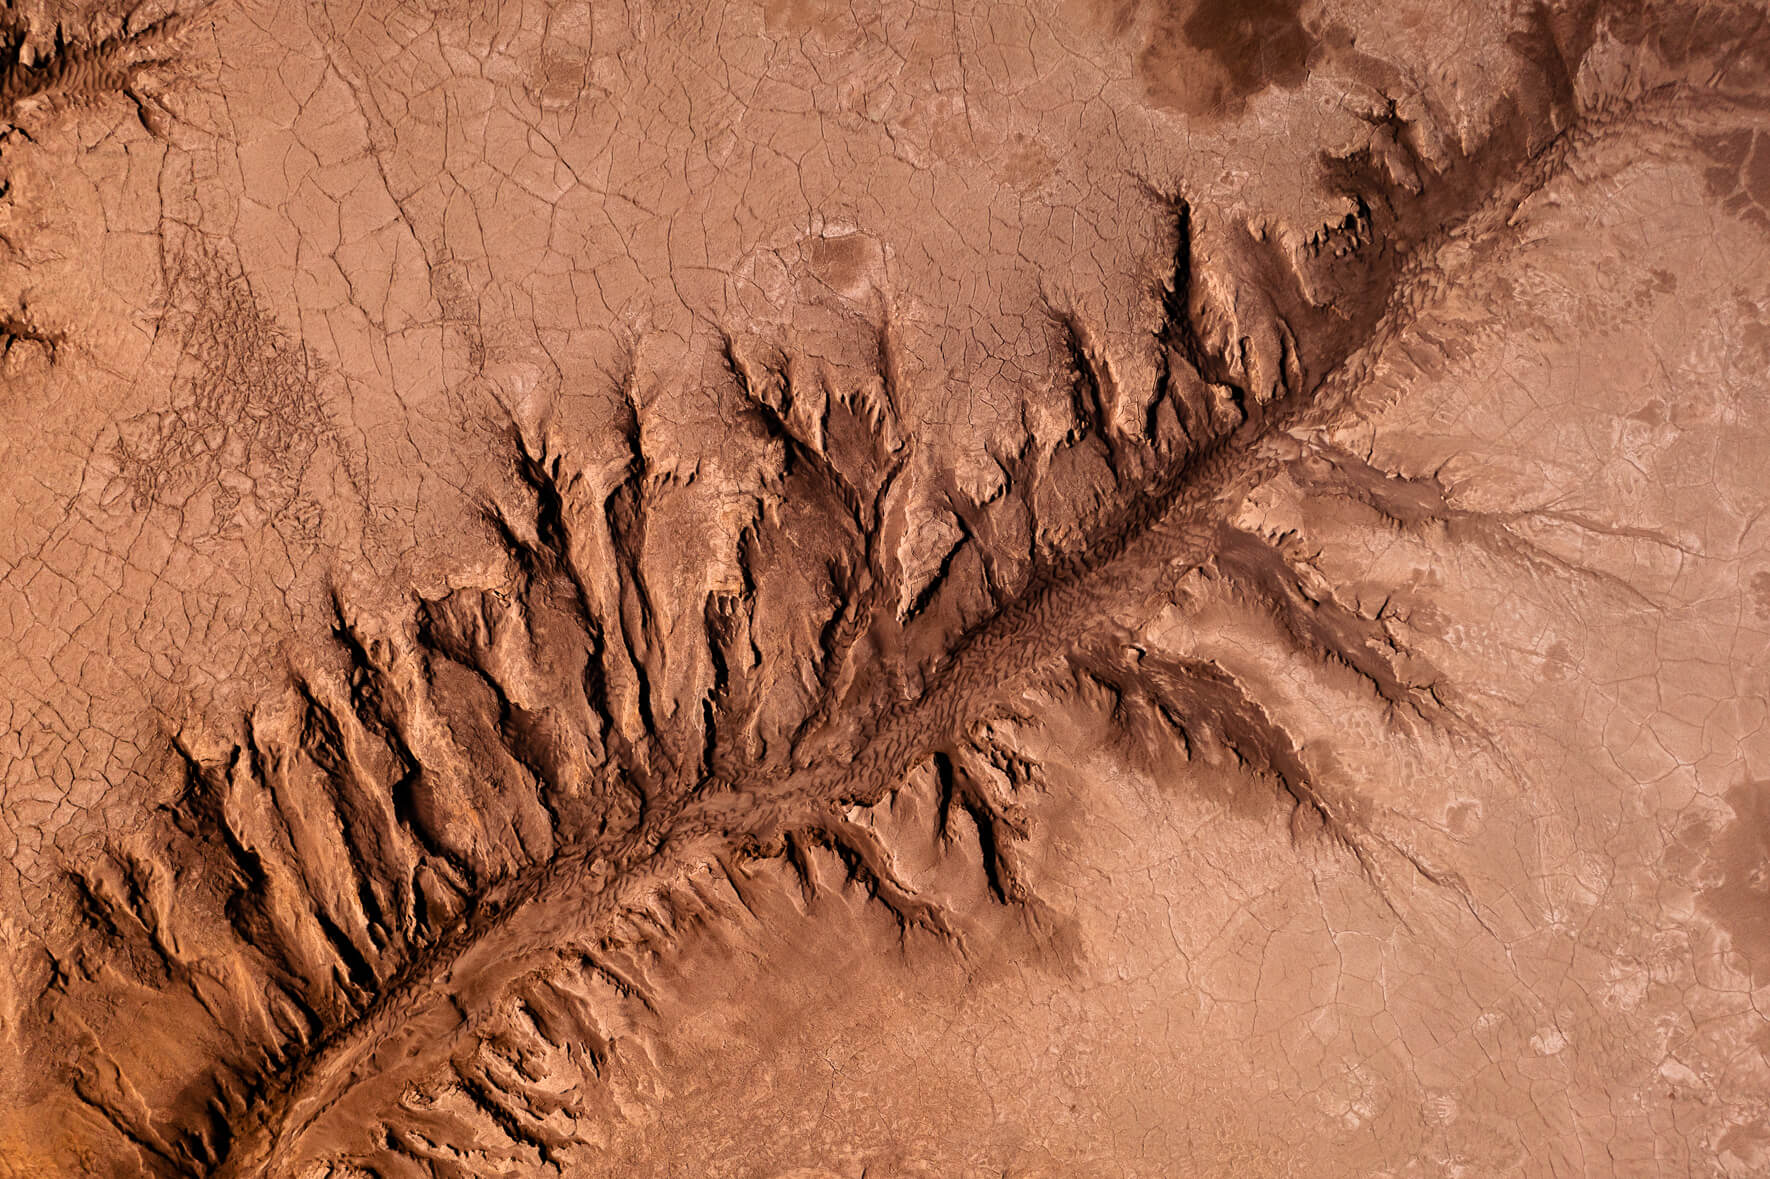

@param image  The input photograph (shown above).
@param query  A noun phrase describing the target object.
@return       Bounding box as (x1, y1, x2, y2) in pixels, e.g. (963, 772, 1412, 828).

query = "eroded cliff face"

(0, 1, 1767, 1175)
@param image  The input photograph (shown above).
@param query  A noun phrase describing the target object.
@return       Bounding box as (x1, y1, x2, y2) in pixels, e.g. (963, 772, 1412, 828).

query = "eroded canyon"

(2, 0, 1769, 1175)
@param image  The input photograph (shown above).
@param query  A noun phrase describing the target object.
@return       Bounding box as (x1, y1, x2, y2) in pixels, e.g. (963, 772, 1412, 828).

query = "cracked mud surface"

(1, 0, 1769, 1175)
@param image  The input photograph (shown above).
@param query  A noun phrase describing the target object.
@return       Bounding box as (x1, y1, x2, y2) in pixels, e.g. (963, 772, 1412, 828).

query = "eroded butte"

(1, 0, 1769, 1175)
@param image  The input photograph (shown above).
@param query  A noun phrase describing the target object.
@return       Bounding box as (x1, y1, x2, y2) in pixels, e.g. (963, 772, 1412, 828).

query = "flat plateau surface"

(1, 1, 1769, 1175)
